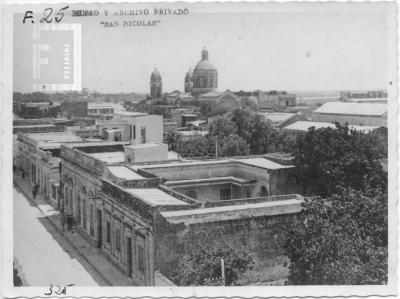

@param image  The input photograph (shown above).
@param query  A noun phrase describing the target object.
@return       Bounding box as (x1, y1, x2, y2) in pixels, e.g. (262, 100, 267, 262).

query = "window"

(185, 190, 197, 199)
(133, 125, 136, 139)
(90, 204, 94, 237)
(260, 185, 269, 197)
(69, 189, 73, 212)
(220, 188, 231, 201)
(82, 199, 87, 230)
(106, 221, 111, 244)
(138, 244, 145, 274)
(140, 127, 146, 144)
(76, 196, 81, 224)
(115, 224, 121, 252)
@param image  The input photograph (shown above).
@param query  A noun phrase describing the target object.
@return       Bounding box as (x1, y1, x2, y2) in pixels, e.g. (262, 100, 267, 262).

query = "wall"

(172, 183, 241, 202)
(143, 161, 298, 200)
(154, 210, 301, 284)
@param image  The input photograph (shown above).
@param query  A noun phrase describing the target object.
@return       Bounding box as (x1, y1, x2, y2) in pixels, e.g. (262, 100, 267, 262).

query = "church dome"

(150, 68, 162, 81)
(191, 47, 218, 96)
(193, 60, 217, 72)
(193, 47, 217, 73)
(185, 68, 193, 82)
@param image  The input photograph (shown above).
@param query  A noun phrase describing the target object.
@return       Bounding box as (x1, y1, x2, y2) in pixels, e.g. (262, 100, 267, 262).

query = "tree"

(293, 123, 387, 197)
(177, 135, 212, 158)
(164, 131, 181, 151)
(219, 134, 250, 157)
(208, 115, 237, 140)
(284, 185, 387, 285)
(172, 230, 256, 286)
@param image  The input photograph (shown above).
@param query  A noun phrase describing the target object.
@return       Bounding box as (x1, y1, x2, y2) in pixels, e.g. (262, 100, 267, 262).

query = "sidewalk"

(13, 174, 133, 286)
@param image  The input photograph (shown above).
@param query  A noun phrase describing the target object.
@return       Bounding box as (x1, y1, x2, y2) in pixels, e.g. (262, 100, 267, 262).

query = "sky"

(13, 2, 393, 94)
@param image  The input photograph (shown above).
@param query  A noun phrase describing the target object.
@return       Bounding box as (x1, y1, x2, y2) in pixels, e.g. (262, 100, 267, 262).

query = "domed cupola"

(150, 68, 162, 82)
(150, 68, 162, 98)
(185, 68, 193, 82)
(184, 68, 193, 93)
(192, 47, 218, 96)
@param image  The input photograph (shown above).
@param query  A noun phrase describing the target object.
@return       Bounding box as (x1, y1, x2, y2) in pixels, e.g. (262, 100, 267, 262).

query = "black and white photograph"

(0, 1, 397, 297)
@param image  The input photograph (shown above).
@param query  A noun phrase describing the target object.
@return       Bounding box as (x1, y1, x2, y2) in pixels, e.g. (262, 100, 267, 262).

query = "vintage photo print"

(1, 1, 398, 298)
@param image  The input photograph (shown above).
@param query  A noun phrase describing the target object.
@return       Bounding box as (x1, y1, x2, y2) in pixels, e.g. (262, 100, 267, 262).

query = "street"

(13, 187, 99, 286)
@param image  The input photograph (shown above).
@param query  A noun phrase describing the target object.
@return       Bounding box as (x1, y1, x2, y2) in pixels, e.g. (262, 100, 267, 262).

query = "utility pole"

(215, 139, 218, 158)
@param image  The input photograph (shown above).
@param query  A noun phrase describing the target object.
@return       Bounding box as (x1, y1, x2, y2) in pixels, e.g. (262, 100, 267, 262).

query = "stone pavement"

(13, 174, 133, 286)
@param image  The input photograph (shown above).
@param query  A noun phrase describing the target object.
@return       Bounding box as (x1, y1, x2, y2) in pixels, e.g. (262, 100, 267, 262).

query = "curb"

(13, 178, 113, 286)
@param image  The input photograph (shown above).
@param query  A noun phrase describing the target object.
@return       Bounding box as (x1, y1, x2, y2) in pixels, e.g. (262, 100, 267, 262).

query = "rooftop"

(88, 103, 115, 108)
(283, 121, 379, 133)
(260, 112, 298, 123)
(314, 102, 387, 116)
(345, 97, 388, 103)
(237, 158, 294, 170)
(107, 165, 145, 180)
(161, 198, 302, 224)
(126, 188, 188, 206)
(114, 111, 148, 117)
(23, 102, 50, 107)
(165, 176, 253, 187)
(199, 91, 224, 98)
(176, 130, 209, 137)
(124, 142, 165, 150)
(88, 151, 125, 163)
(23, 132, 83, 148)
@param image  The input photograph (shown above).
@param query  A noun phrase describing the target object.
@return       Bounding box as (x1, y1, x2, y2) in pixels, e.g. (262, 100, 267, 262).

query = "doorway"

(126, 236, 133, 278)
(97, 209, 102, 248)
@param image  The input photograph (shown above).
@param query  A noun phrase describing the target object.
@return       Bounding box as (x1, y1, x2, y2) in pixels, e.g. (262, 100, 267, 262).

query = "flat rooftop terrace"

(161, 198, 303, 225)
(107, 165, 146, 180)
(126, 188, 189, 207)
(89, 151, 125, 163)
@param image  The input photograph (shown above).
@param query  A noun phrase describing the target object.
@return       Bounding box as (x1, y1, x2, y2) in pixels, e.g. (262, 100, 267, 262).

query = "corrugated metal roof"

(314, 102, 387, 116)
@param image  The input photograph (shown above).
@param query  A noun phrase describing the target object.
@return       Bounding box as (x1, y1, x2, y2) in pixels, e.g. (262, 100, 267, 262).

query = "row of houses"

(14, 110, 304, 286)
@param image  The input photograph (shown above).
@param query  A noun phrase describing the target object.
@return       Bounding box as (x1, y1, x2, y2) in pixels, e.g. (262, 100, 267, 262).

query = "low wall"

(154, 207, 301, 284)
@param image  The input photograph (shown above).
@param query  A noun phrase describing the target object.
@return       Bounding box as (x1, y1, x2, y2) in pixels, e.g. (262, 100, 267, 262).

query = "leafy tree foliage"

(164, 131, 181, 151)
(172, 230, 256, 286)
(176, 135, 213, 158)
(219, 134, 250, 157)
(293, 123, 387, 197)
(208, 116, 237, 140)
(284, 186, 387, 285)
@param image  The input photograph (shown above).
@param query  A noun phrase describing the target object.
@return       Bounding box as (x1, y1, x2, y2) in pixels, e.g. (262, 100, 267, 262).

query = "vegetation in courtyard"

(164, 108, 297, 157)
(172, 230, 256, 286)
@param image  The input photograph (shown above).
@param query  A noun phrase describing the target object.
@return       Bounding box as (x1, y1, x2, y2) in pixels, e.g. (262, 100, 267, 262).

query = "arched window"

(260, 185, 269, 197)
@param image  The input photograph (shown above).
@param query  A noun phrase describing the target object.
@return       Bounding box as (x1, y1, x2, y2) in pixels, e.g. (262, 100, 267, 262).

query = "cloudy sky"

(13, 2, 394, 93)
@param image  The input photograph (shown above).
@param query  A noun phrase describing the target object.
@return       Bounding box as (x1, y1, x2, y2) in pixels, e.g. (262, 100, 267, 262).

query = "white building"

(283, 121, 380, 133)
(312, 102, 387, 127)
(97, 112, 164, 144)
